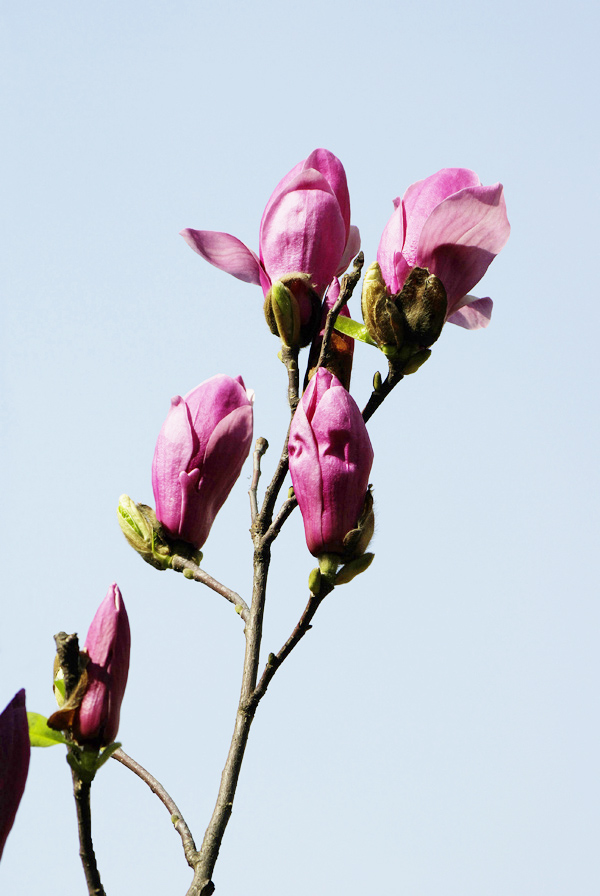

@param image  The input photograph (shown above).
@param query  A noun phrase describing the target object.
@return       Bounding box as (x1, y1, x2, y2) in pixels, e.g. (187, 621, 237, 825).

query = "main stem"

(71, 769, 106, 896)
(187, 544, 271, 896)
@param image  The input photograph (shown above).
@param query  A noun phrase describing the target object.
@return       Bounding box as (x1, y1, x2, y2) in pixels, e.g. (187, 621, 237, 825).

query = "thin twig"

(316, 252, 364, 373)
(259, 423, 292, 528)
(249, 581, 333, 710)
(249, 437, 269, 524)
(112, 748, 198, 868)
(71, 767, 106, 896)
(171, 556, 250, 624)
(263, 494, 297, 548)
(280, 343, 300, 414)
(362, 360, 404, 423)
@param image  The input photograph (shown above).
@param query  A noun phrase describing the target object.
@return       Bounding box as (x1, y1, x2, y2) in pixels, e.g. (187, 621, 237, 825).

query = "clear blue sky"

(2, 0, 599, 893)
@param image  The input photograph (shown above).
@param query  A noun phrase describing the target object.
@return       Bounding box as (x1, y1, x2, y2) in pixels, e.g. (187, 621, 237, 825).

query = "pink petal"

(304, 148, 351, 234)
(336, 225, 361, 277)
(180, 229, 264, 286)
(260, 169, 346, 295)
(417, 183, 510, 308)
(152, 395, 195, 533)
(377, 201, 407, 294)
(402, 169, 482, 268)
(447, 296, 493, 329)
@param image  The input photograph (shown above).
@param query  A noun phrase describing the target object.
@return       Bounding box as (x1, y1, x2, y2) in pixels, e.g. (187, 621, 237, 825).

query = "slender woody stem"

(187, 279, 371, 892)
(316, 252, 364, 374)
(188, 544, 271, 896)
(249, 437, 269, 524)
(171, 556, 250, 623)
(281, 344, 300, 414)
(362, 361, 404, 423)
(263, 494, 297, 548)
(250, 580, 334, 709)
(112, 748, 198, 867)
(71, 766, 106, 896)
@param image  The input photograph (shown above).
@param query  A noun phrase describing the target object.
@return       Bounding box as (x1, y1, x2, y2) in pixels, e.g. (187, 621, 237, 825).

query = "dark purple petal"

(0, 690, 30, 861)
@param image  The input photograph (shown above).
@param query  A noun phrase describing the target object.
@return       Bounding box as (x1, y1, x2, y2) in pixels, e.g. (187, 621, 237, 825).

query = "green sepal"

(95, 741, 122, 771)
(333, 316, 378, 347)
(335, 553, 375, 586)
(28, 712, 69, 748)
(318, 553, 340, 585)
(67, 742, 119, 783)
(402, 348, 431, 375)
(53, 670, 66, 705)
(67, 746, 99, 784)
(308, 567, 322, 595)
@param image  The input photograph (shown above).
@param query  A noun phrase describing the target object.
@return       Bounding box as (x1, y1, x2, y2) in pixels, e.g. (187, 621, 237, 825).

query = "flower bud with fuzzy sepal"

(152, 375, 254, 552)
(289, 369, 374, 583)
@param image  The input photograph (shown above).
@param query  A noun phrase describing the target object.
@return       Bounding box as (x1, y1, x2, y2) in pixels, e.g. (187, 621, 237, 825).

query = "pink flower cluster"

(176, 151, 509, 557)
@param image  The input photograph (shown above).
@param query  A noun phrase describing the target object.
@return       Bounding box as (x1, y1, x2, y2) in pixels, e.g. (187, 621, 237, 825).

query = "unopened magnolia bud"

(264, 272, 321, 347)
(264, 281, 301, 347)
(117, 495, 172, 571)
(72, 584, 130, 749)
(397, 267, 447, 348)
(361, 262, 404, 349)
(373, 371, 383, 392)
(335, 552, 374, 585)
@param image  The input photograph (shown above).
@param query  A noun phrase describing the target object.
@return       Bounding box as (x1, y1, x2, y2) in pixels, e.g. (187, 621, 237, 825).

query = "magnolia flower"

(152, 374, 254, 550)
(377, 168, 510, 329)
(0, 690, 30, 861)
(73, 584, 131, 748)
(181, 149, 360, 331)
(288, 368, 373, 558)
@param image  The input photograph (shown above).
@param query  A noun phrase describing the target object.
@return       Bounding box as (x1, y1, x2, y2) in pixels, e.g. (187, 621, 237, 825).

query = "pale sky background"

(1, 1, 599, 894)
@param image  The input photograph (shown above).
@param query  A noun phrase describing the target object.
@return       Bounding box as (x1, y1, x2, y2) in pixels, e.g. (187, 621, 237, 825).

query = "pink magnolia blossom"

(73, 584, 130, 748)
(377, 168, 510, 330)
(288, 368, 373, 557)
(0, 690, 30, 861)
(152, 375, 254, 550)
(181, 149, 360, 325)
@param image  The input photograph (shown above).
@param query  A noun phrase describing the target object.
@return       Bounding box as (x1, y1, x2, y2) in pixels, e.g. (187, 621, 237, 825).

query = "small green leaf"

(27, 712, 68, 747)
(333, 316, 378, 347)
(95, 742, 122, 771)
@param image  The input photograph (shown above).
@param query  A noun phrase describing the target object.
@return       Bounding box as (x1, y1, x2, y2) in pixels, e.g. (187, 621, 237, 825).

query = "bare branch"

(249, 437, 269, 523)
(171, 556, 250, 624)
(70, 766, 106, 896)
(362, 360, 404, 423)
(263, 494, 297, 548)
(112, 748, 198, 869)
(316, 252, 364, 373)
